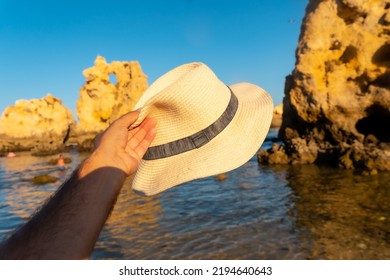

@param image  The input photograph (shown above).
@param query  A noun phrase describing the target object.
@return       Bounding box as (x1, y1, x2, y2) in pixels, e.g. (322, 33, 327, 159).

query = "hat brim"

(132, 82, 273, 196)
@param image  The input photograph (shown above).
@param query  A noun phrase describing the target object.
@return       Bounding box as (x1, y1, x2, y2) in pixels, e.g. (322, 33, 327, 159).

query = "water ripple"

(1, 144, 389, 259)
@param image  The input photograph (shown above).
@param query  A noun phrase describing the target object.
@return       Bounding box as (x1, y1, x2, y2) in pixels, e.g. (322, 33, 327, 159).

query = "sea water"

(0, 130, 389, 259)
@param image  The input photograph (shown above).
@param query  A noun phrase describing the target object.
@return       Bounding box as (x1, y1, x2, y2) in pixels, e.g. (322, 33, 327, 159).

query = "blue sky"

(0, 0, 308, 119)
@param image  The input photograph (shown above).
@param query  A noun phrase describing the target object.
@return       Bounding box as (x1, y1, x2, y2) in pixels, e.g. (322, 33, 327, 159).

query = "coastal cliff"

(74, 56, 148, 150)
(259, 0, 390, 172)
(0, 56, 148, 154)
(271, 104, 283, 128)
(76, 56, 147, 133)
(0, 94, 76, 155)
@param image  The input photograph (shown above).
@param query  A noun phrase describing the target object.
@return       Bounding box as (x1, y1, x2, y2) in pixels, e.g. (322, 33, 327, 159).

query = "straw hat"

(130, 62, 273, 196)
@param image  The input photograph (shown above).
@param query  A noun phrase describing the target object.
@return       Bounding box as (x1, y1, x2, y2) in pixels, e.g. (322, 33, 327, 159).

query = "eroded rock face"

(76, 56, 148, 134)
(262, 0, 390, 171)
(0, 94, 76, 155)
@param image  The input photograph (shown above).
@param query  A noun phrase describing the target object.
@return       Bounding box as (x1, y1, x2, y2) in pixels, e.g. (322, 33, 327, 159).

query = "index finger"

(127, 117, 157, 151)
(112, 111, 140, 129)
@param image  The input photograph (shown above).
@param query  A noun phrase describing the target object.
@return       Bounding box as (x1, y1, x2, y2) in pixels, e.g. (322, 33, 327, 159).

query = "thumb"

(112, 111, 140, 128)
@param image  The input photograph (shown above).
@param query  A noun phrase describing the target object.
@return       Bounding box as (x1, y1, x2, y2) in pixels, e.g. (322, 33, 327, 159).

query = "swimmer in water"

(57, 154, 66, 170)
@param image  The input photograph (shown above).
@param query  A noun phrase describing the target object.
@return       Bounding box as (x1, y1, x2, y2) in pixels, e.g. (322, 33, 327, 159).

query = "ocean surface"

(0, 130, 389, 259)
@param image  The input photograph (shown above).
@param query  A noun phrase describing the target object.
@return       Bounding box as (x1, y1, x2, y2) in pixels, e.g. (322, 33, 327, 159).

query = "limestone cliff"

(0, 94, 76, 155)
(271, 104, 283, 128)
(260, 0, 390, 171)
(76, 56, 148, 134)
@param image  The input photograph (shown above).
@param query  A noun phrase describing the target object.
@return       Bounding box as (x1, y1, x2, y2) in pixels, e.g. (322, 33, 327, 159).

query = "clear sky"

(0, 0, 308, 120)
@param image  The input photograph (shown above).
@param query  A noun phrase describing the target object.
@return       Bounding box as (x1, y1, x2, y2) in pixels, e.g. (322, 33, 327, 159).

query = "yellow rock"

(76, 56, 148, 133)
(370, 169, 378, 175)
(283, 0, 389, 140)
(0, 94, 75, 139)
(278, 0, 390, 171)
(215, 173, 229, 181)
(271, 103, 283, 128)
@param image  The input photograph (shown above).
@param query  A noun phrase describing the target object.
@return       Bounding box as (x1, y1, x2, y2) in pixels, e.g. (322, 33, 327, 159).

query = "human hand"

(81, 111, 157, 177)
(0, 112, 156, 260)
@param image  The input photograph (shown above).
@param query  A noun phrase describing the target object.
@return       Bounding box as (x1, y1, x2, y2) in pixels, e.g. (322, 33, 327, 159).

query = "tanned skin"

(0, 111, 157, 259)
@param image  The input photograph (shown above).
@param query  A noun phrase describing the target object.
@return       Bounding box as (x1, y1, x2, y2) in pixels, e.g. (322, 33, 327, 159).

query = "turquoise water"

(1, 131, 389, 259)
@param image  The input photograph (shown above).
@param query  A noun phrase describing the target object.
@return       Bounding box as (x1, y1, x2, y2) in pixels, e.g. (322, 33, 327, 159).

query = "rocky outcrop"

(0, 94, 76, 155)
(76, 56, 148, 134)
(271, 104, 283, 128)
(260, 0, 390, 172)
(0, 56, 148, 155)
(32, 174, 58, 185)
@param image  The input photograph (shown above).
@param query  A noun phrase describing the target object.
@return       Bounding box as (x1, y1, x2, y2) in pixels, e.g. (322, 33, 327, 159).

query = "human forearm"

(0, 153, 126, 259)
(0, 112, 156, 260)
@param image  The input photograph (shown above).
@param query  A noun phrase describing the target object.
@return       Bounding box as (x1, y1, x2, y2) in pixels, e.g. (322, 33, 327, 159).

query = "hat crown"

(130, 62, 274, 196)
(133, 63, 231, 146)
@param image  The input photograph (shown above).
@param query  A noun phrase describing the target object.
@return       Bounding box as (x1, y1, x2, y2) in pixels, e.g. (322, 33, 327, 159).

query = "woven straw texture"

(130, 63, 273, 196)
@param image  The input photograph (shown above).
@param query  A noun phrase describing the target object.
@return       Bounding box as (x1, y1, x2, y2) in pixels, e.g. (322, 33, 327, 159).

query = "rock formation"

(271, 104, 283, 128)
(76, 56, 148, 134)
(0, 56, 148, 154)
(260, 0, 390, 172)
(0, 94, 76, 155)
